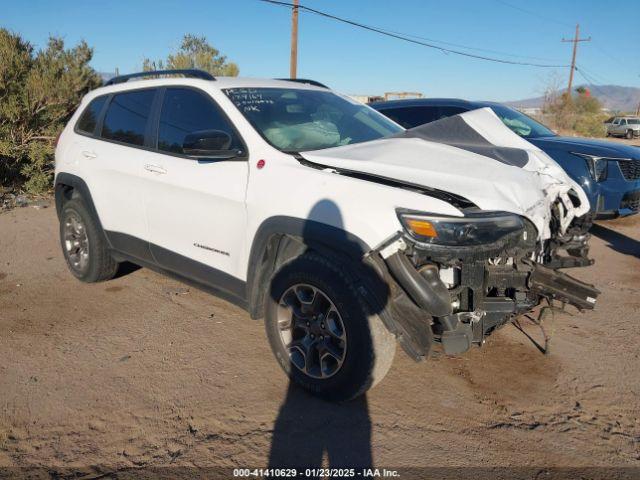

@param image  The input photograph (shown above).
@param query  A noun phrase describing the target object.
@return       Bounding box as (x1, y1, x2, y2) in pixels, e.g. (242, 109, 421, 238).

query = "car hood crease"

(301, 108, 590, 240)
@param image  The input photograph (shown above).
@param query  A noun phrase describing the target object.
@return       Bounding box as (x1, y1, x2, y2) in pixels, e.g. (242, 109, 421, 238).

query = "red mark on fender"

(257, 159, 266, 169)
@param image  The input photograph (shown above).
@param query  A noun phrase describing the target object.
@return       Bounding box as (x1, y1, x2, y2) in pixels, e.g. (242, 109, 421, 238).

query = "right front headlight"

(571, 152, 609, 182)
(397, 210, 526, 246)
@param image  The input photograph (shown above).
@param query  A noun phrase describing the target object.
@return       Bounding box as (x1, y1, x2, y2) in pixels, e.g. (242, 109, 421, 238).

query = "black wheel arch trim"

(54, 172, 113, 249)
(246, 215, 436, 361)
(246, 216, 373, 320)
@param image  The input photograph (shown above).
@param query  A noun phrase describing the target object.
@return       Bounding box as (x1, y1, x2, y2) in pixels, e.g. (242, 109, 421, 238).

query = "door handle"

(144, 164, 167, 174)
(81, 151, 97, 159)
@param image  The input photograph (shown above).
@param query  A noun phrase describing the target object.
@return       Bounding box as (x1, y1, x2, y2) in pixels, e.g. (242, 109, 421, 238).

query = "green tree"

(573, 88, 601, 115)
(0, 29, 101, 192)
(143, 34, 239, 76)
(542, 80, 606, 137)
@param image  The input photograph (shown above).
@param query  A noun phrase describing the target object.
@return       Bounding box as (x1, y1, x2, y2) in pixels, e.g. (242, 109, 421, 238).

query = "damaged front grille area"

(376, 215, 599, 358)
(544, 202, 594, 269)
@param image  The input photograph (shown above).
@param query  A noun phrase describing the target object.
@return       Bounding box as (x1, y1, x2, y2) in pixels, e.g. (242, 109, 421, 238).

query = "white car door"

(141, 86, 249, 299)
(78, 88, 158, 258)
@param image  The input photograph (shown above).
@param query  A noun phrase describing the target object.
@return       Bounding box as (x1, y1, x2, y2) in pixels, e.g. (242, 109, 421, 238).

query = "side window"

(437, 106, 467, 119)
(379, 106, 439, 129)
(157, 88, 242, 155)
(101, 89, 156, 146)
(76, 96, 107, 135)
(621, 119, 627, 125)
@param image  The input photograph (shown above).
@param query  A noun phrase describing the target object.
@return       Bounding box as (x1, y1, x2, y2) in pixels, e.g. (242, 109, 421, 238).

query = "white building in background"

(348, 94, 383, 104)
(515, 107, 542, 116)
(348, 91, 424, 104)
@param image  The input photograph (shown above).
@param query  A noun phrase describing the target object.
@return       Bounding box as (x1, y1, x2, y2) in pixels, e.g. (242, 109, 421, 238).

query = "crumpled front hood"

(301, 108, 590, 241)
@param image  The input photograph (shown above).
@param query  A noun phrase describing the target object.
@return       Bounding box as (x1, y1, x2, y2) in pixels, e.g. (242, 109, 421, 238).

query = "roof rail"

(275, 78, 329, 89)
(104, 69, 215, 86)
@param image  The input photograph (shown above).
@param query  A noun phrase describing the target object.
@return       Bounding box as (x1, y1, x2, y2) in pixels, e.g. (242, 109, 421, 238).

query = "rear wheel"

(60, 198, 118, 282)
(265, 252, 396, 402)
(626, 129, 634, 139)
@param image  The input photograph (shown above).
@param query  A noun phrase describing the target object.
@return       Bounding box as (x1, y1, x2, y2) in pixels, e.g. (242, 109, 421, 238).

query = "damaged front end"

(368, 209, 600, 360)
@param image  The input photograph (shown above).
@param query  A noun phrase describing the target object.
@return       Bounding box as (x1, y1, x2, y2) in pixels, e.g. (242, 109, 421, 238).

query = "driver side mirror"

(183, 129, 242, 160)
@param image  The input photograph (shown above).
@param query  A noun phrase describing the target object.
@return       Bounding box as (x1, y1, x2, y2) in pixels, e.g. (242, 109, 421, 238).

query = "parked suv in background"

(371, 99, 640, 218)
(55, 71, 598, 401)
(606, 116, 640, 139)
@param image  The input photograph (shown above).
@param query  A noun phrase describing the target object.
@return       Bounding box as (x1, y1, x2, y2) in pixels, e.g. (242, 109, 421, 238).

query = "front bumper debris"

(371, 227, 599, 359)
(529, 264, 600, 311)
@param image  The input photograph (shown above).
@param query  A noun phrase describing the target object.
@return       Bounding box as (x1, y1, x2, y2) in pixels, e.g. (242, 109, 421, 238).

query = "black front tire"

(59, 198, 119, 283)
(626, 130, 634, 140)
(265, 252, 396, 402)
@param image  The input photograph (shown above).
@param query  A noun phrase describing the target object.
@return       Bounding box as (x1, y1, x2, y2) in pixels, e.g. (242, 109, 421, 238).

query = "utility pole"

(561, 24, 591, 96)
(289, 0, 299, 79)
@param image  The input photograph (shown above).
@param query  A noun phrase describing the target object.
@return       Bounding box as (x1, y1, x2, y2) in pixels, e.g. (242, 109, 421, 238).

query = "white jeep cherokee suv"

(55, 70, 599, 401)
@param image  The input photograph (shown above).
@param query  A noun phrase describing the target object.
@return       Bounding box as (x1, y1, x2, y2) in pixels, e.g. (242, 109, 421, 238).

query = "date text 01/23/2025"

(233, 468, 400, 478)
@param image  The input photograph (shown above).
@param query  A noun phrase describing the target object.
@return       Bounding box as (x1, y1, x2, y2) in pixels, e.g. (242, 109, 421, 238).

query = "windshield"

(489, 105, 556, 139)
(225, 88, 403, 152)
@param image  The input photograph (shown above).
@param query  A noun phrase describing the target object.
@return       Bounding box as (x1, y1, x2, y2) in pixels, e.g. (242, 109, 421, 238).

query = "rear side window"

(379, 106, 440, 129)
(157, 88, 242, 155)
(76, 96, 107, 134)
(101, 89, 156, 146)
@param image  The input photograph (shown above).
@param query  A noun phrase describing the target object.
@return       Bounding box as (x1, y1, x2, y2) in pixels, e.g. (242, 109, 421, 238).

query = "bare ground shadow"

(268, 383, 372, 472)
(591, 224, 640, 259)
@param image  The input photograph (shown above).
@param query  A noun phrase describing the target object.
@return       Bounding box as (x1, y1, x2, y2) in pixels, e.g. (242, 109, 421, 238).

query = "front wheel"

(626, 130, 634, 139)
(265, 253, 396, 402)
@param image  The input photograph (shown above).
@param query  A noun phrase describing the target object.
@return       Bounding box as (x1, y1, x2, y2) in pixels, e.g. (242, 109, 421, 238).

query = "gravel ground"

(0, 204, 639, 478)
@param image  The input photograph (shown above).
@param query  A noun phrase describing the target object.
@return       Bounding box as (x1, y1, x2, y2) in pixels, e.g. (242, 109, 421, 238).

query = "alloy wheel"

(63, 211, 90, 273)
(276, 283, 347, 379)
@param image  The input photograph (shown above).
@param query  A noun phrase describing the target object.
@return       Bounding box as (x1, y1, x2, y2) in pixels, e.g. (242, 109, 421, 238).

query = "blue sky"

(3, 0, 639, 101)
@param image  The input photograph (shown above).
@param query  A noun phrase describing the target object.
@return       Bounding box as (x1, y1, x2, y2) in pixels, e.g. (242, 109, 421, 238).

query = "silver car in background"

(606, 116, 640, 139)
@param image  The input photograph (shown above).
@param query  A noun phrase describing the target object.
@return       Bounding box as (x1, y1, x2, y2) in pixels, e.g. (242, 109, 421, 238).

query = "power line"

(575, 67, 608, 94)
(376, 29, 564, 63)
(258, 0, 570, 68)
(574, 66, 617, 104)
(576, 64, 614, 86)
(493, 0, 573, 28)
(493, 0, 628, 78)
(591, 43, 628, 70)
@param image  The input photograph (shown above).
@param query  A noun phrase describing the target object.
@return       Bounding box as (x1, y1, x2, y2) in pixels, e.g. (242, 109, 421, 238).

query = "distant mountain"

(99, 71, 116, 83)
(506, 84, 640, 113)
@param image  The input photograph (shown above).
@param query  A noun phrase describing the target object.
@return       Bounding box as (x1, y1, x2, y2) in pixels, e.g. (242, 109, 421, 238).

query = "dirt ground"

(0, 204, 639, 478)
